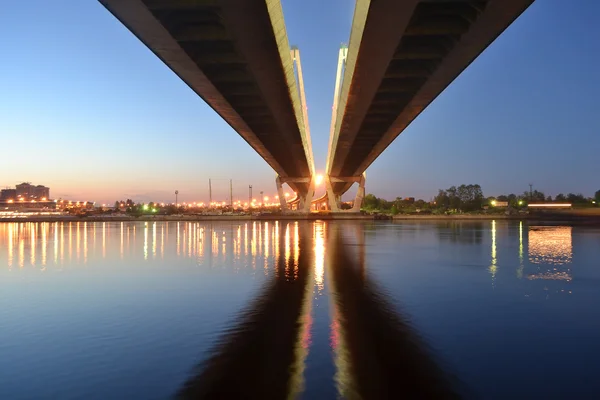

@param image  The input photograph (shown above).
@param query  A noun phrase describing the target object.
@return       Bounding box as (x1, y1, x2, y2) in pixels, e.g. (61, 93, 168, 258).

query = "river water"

(1, 220, 599, 399)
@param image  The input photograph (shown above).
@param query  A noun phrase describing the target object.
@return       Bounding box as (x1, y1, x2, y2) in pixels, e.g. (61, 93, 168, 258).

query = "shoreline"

(1, 212, 599, 225)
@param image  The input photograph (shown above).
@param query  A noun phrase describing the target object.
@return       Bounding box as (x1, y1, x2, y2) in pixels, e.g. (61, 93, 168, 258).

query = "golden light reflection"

(528, 226, 572, 265)
(294, 222, 299, 274)
(264, 222, 269, 259)
(76, 222, 81, 262)
(212, 229, 218, 256)
(19, 235, 25, 268)
(152, 222, 157, 259)
(83, 222, 88, 264)
(144, 222, 148, 260)
(251, 222, 257, 260)
(517, 221, 524, 279)
(54, 222, 58, 265)
(488, 220, 497, 281)
(244, 223, 248, 256)
(0, 221, 294, 273)
(314, 222, 325, 291)
(236, 225, 241, 258)
(41, 222, 47, 267)
(188, 223, 193, 258)
(102, 222, 106, 259)
(176, 222, 181, 256)
(8, 224, 14, 268)
(285, 223, 291, 268)
(61, 223, 64, 263)
(274, 221, 279, 261)
(161, 224, 165, 259)
(30, 223, 36, 266)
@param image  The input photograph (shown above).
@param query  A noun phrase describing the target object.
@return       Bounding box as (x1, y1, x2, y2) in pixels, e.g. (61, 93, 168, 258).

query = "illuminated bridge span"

(326, 0, 534, 212)
(99, 0, 315, 211)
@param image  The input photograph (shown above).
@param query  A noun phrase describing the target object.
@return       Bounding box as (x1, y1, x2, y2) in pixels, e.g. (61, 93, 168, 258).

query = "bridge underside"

(327, 0, 534, 196)
(100, 0, 313, 196)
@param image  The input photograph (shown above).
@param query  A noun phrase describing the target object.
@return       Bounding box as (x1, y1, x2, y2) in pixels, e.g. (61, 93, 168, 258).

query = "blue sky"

(1, 0, 598, 204)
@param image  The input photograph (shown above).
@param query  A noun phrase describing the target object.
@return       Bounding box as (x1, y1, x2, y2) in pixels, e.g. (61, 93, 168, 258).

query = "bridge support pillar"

(277, 176, 315, 213)
(352, 174, 366, 213)
(298, 178, 315, 213)
(326, 176, 340, 212)
(327, 173, 366, 213)
(275, 176, 287, 211)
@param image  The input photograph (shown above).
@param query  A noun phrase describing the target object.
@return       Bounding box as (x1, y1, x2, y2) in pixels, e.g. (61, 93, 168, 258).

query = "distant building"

(9, 182, 51, 200)
(0, 189, 16, 201)
(404, 197, 415, 203)
(16, 182, 34, 198)
(34, 185, 50, 199)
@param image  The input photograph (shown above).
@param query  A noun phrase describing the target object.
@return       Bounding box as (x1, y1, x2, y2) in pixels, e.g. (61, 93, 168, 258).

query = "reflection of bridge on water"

(175, 221, 461, 399)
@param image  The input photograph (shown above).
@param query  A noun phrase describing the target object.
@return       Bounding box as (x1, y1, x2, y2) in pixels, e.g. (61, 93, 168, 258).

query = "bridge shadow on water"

(176, 222, 314, 399)
(176, 222, 466, 399)
(328, 226, 465, 399)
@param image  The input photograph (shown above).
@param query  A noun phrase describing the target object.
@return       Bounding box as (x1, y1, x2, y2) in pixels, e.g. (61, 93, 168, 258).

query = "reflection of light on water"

(517, 221, 524, 279)
(60, 223, 64, 263)
(236, 225, 241, 258)
(120, 222, 124, 259)
(76, 222, 80, 261)
(314, 222, 325, 291)
(30, 224, 36, 266)
(201, 226, 204, 259)
(41, 222, 47, 267)
(274, 221, 279, 261)
(294, 222, 299, 274)
(152, 222, 157, 258)
(144, 222, 148, 260)
(102, 222, 106, 259)
(264, 222, 269, 257)
(527, 271, 572, 281)
(83, 222, 88, 264)
(8, 224, 14, 268)
(488, 220, 497, 279)
(285, 223, 291, 274)
(0, 221, 286, 271)
(264, 222, 270, 275)
(19, 236, 25, 268)
(54, 222, 58, 265)
(251, 222, 257, 259)
(528, 226, 572, 265)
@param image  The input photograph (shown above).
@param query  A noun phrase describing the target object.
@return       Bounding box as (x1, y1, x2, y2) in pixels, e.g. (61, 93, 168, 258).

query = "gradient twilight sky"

(1, 0, 599, 204)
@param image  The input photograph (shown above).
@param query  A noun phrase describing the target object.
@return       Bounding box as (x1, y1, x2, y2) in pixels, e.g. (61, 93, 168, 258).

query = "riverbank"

(1, 210, 600, 224)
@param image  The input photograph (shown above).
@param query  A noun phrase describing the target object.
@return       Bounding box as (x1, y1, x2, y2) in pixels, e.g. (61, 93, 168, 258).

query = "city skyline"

(1, 0, 599, 204)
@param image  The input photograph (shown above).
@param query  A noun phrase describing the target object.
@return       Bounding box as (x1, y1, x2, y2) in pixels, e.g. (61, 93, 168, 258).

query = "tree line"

(362, 185, 600, 215)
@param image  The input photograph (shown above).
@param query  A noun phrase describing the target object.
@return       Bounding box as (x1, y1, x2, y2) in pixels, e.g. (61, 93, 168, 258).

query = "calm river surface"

(1, 220, 600, 399)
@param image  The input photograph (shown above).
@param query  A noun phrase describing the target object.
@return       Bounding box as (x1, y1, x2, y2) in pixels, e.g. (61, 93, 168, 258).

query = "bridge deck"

(328, 0, 534, 195)
(100, 0, 314, 194)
